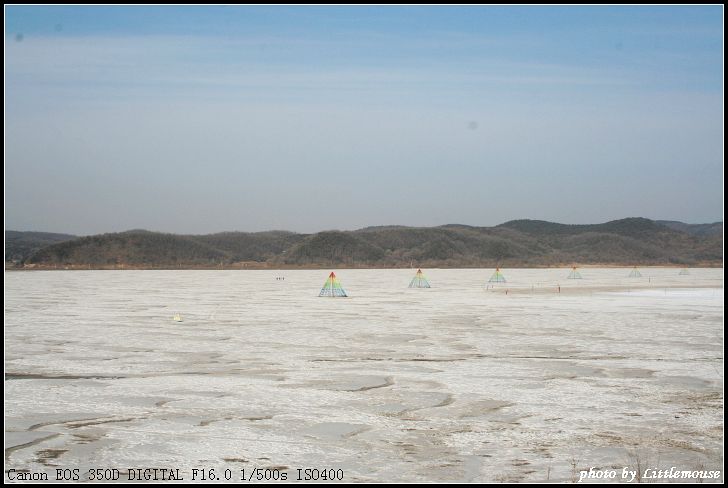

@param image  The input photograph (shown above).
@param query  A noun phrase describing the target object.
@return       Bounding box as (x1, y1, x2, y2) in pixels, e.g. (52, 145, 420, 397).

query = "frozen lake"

(5, 268, 724, 482)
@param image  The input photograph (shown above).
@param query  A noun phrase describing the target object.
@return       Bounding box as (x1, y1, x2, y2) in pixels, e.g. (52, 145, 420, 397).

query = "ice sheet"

(4, 268, 724, 482)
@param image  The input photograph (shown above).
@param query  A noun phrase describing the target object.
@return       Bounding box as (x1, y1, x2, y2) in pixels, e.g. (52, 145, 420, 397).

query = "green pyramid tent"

(679, 268, 690, 276)
(319, 272, 347, 297)
(628, 267, 642, 278)
(567, 266, 583, 279)
(488, 267, 506, 283)
(408, 269, 431, 288)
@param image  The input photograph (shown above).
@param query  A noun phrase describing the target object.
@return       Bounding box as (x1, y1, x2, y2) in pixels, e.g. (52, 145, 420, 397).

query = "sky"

(4, 6, 724, 235)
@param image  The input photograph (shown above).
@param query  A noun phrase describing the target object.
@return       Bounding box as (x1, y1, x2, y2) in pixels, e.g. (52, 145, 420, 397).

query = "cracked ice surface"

(4, 268, 724, 482)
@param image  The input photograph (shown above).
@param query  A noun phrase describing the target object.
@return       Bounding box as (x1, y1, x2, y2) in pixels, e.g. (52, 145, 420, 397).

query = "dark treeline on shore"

(5, 218, 723, 269)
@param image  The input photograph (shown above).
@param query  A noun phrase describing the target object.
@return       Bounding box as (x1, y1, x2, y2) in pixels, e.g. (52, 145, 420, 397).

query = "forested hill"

(5, 230, 77, 265)
(7, 218, 723, 269)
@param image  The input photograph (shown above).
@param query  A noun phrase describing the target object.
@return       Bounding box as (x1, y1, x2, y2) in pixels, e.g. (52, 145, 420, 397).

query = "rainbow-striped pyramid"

(319, 272, 348, 297)
(488, 267, 506, 283)
(408, 269, 431, 288)
(567, 266, 582, 279)
(628, 267, 642, 278)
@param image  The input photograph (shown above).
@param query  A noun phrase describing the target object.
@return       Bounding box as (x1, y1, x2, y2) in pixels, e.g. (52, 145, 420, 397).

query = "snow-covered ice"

(4, 268, 724, 482)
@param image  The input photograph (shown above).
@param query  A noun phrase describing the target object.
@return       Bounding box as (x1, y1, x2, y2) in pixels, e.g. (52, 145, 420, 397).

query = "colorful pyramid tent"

(567, 266, 583, 279)
(628, 267, 642, 278)
(408, 269, 431, 288)
(679, 268, 690, 276)
(488, 267, 506, 283)
(319, 272, 347, 297)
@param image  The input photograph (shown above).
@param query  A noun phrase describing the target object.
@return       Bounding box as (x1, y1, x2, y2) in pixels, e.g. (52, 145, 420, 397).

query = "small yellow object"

(173, 313, 183, 322)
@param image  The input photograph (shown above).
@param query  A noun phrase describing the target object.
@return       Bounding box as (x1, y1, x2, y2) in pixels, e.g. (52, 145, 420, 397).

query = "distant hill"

(10, 218, 724, 269)
(195, 231, 305, 262)
(5, 231, 77, 265)
(656, 220, 723, 237)
(278, 231, 384, 265)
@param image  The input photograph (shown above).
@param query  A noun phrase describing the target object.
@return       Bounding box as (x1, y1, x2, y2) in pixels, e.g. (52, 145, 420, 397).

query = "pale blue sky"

(5, 6, 723, 234)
